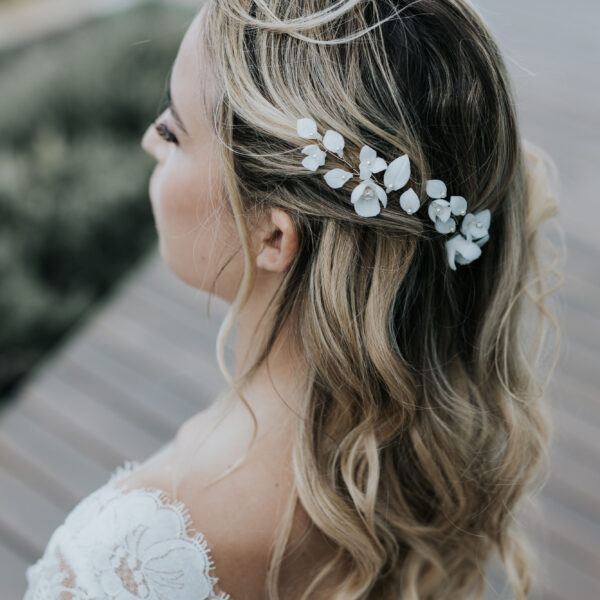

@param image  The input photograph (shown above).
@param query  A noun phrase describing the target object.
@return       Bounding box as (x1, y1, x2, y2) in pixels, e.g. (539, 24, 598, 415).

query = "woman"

(24, 1, 560, 599)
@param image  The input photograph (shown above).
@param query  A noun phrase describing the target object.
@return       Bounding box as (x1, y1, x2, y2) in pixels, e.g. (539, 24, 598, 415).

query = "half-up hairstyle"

(179, 1, 561, 599)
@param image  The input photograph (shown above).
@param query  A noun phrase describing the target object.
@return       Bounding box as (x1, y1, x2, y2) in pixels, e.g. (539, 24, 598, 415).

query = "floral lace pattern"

(23, 460, 231, 600)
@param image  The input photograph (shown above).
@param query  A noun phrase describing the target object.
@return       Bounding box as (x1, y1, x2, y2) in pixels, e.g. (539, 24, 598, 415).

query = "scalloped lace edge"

(103, 459, 232, 600)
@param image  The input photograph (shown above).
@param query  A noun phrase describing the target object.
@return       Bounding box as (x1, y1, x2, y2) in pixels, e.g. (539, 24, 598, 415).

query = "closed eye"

(154, 121, 179, 145)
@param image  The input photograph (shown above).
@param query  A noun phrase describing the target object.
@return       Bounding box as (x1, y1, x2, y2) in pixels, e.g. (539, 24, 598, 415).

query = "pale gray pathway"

(0, 1, 598, 598)
(0, 249, 231, 599)
(0, 0, 200, 51)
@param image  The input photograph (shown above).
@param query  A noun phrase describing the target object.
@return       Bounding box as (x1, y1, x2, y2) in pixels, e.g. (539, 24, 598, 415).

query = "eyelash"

(154, 121, 179, 145)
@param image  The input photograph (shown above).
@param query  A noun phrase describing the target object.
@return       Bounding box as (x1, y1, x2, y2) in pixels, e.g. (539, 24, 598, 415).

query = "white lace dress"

(23, 460, 231, 600)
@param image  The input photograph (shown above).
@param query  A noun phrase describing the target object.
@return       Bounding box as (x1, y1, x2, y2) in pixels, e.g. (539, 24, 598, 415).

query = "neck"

(226, 272, 307, 427)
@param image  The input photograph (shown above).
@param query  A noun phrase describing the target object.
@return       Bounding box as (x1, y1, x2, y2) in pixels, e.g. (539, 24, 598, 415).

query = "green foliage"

(0, 2, 194, 398)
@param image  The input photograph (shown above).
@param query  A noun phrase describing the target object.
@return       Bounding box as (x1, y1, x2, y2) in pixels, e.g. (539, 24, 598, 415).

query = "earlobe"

(255, 208, 298, 273)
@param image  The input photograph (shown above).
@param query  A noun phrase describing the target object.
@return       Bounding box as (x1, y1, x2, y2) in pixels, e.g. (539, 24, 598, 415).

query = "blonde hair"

(173, 1, 563, 598)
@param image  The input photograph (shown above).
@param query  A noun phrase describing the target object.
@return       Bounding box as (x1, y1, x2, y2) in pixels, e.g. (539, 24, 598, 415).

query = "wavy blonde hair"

(172, 1, 563, 598)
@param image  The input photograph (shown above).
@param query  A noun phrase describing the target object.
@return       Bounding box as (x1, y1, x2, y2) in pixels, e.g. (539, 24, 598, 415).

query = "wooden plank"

(532, 496, 600, 577)
(549, 403, 600, 469)
(558, 340, 600, 395)
(0, 408, 110, 500)
(71, 337, 200, 424)
(103, 250, 227, 340)
(0, 435, 79, 509)
(21, 377, 165, 464)
(139, 249, 230, 318)
(140, 275, 225, 316)
(560, 296, 600, 354)
(16, 388, 125, 469)
(542, 452, 600, 525)
(483, 550, 555, 600)
(549, 372, 600, 426)
(0, 462, 67, 561)
(480, 495, 600, 596)
(559, 281, 600, 324)
(91, 308, 224, 405)
(117, 284, 222, 355)
(533, 543, 600, 600)
(484, 529, 599, 600)
(561, 235, 600, 292)
(0, 538, 30, 600)
(51, 347, 182, 438)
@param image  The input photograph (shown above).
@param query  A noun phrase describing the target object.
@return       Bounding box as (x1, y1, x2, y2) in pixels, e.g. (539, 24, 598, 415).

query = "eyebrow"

(166, 79, 189, 136)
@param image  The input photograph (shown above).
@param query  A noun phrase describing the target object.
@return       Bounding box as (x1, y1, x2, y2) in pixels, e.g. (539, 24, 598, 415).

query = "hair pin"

(297, 117, 491, 269)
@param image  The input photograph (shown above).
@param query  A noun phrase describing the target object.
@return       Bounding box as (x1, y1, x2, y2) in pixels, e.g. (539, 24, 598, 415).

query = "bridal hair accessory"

(297, 117, 491, 270)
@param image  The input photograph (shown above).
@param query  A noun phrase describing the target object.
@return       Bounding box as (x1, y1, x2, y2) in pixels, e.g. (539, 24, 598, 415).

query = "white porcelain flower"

(426, 178, 457, 233)
(358, 146, 387, 180)
(324, 168, 353, 189)
(383, 154, 411, 192)
(475, 234, 489, 248)
(445, 234, 483, 270)
(323, 130, 345, 158)
(450, 195, 467, 216)
(461, 209, 491, 241)
(297, 117, 322, 140)
(434, 217, 456, 234)
(301, 144, 327, 171)
(428, 199, 451, 223)
(427, 199, 455, 233)
(350, 179, 387, 217)
(399, 188, 420, 214)
(426, 179, 447, 199)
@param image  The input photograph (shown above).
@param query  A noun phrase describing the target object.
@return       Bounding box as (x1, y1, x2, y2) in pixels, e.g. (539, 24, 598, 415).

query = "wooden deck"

(1, 236, 598, 599)
(0, 1, 598, 599)
(0, 251, 233, 598)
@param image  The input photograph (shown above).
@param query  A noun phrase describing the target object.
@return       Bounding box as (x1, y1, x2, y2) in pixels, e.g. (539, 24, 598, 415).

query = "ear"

(255, 207, 299, 273)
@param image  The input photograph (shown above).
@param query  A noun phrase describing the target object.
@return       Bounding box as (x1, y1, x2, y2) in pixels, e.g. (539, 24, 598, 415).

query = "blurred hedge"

(0, 2, 194, 399)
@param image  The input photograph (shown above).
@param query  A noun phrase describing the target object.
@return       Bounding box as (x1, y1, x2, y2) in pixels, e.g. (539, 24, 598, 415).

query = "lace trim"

(104, 459, 232, 600)
(24, 459, 232, 600)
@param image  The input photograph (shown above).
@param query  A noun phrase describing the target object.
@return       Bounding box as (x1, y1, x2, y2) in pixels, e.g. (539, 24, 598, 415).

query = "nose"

(141, 115, 169, 163)
(141, 121, 158, 158)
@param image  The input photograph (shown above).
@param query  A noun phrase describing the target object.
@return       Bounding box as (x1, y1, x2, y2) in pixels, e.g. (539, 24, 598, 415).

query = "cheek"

(152, 158, 205, 236)
(150, 153, 243, 297)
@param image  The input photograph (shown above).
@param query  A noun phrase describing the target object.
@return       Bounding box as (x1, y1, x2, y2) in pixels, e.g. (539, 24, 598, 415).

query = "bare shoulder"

(115, 403, 336, 600)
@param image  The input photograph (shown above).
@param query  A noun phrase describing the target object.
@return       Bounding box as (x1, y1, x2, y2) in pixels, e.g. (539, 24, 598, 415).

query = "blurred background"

(0, 0, 598, 598)
(0, 0, 200, 399)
